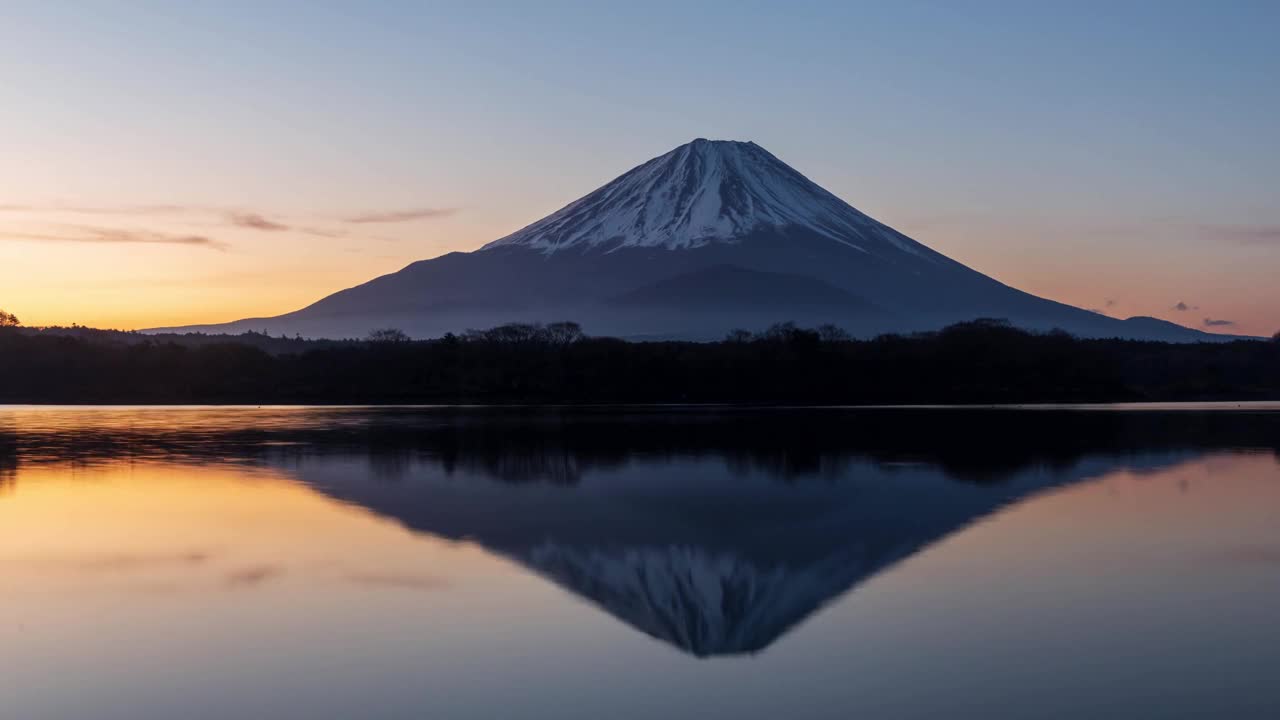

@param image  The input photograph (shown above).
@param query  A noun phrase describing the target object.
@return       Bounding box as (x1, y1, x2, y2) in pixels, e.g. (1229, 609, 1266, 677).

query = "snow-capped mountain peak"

(157, 138, 1235, 343)
(482, 138, 930, 257)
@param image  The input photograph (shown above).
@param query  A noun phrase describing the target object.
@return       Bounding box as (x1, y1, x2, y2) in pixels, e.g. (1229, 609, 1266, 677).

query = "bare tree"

(367, 328, 410, 343)
(816, 324, 851, 342)
(545, 321, 584, 345)
(761, 322, 800, 341)
(465, 322, 560, 344)
(490, 323, 540, 343)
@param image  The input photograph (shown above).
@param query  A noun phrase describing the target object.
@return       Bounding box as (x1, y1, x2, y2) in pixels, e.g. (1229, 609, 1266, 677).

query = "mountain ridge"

(151, 138, 1243, 342)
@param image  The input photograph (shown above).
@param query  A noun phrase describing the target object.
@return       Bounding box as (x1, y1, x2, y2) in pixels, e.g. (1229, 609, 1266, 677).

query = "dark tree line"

(0, 319, 1277, 404)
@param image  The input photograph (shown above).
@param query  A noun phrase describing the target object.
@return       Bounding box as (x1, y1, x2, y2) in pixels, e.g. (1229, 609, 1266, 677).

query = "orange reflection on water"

(1, 413, 1277, 720)
(0, 461, 506, 598)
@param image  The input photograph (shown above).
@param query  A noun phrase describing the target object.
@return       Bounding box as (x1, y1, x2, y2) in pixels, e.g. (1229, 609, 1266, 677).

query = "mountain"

(156, 139, 1235, 341)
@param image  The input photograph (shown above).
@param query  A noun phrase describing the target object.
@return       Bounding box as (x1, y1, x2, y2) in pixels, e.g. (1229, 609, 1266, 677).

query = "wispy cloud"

(343, 207, 457, 224)
(1173, 301, 1199, 312)
(224, 565, 284, 588)
(1205, 545, 1280, 568)
(32, 550, 213, 571)
(1196, 224, 1280, 246)
(1203, 317, 1237, 327)
(4, 226, 228, 250)
(0, 203, 192, 216)
(298, 226, 348, 239)
(228, 212, 290, 232)
(0, 202, 418, 240)
(894, 214, 1280, 248)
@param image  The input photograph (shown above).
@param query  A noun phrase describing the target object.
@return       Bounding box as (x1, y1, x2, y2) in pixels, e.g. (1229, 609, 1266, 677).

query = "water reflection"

(3, 405, 1278, 479)
(302, 453, 1115, 657)
(2, 407, 1279, 718)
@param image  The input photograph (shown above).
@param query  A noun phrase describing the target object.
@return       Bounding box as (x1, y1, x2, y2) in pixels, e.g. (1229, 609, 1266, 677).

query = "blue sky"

(1, 1, 1277, 332)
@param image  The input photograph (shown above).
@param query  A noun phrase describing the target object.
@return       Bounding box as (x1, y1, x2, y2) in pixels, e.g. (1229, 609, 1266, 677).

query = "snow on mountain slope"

(483, 138, 936, 259)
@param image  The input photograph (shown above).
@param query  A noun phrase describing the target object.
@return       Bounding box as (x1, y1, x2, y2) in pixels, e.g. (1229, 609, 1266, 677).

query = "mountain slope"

(155, 139, 1237, 342)
(609, 264, 881, 310)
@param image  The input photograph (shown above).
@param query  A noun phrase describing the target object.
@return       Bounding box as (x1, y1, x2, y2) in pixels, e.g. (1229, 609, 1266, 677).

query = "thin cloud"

(890, 215, 1280, 249)
(299, 226, 348, 239)
(1203, 318, 1237, 328)
(224, 565, 284, 588)
(343, 207, 457, 224)
(5, 225, 229, 251)
(1173, 301, 1199, 312)
(1104, 299, 1118, 308)
(34, 550, 212, 571)
(0, 203, 191, 216)
(228, 212, 290, 232)
(1198, 224, 1280, 246)
(4, 226, 228, 250)
(0, 203, 429, 239)
(1205, 545, 1280, 568)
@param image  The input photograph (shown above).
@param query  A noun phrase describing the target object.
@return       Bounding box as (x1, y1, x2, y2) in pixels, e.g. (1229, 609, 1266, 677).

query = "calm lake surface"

(2, 405, 1278, 719)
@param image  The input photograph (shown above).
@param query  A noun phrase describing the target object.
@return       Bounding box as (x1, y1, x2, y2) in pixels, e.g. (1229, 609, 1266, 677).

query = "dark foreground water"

(2, 405, 1278, 719)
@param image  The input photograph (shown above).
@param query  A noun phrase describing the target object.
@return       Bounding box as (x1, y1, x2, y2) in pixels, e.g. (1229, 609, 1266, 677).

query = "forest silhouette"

(1, 317, 1277, 404)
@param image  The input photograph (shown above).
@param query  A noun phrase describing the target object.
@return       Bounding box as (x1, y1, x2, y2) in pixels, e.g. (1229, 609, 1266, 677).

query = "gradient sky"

(2, 1, 1277, 334)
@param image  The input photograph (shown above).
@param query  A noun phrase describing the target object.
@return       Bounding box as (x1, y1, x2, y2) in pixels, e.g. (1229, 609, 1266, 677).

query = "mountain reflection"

(2, 406, 1278, 657)
(311, 460, 1051, 656)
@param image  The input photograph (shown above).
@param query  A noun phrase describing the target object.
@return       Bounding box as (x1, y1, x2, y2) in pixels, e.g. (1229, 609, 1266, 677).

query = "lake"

(2, 405, 1278, 719)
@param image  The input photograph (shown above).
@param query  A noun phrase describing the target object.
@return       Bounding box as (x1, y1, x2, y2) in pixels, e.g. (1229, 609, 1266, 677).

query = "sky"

(1, 1, 1277, 335)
